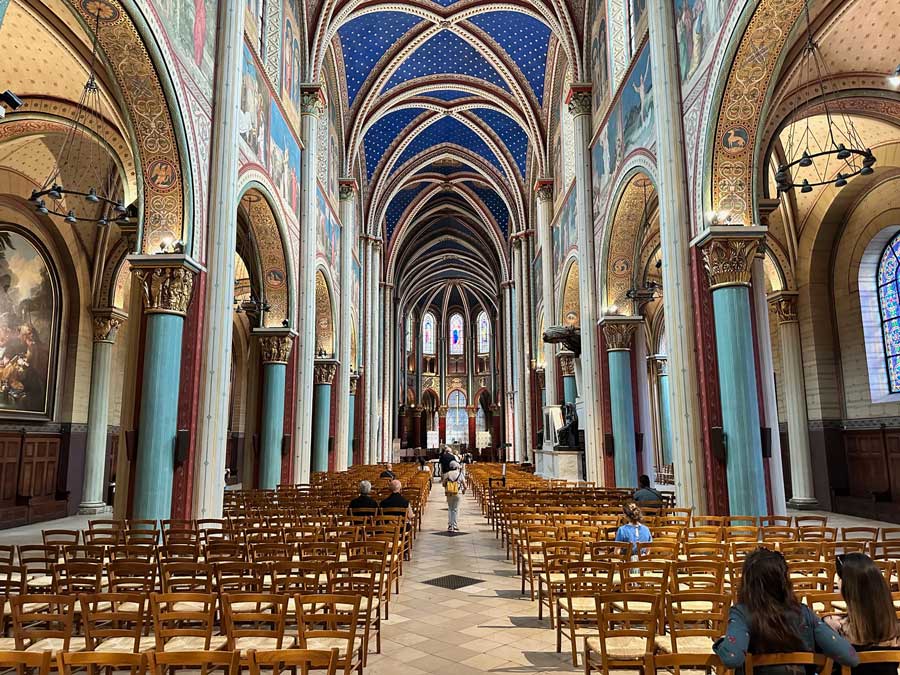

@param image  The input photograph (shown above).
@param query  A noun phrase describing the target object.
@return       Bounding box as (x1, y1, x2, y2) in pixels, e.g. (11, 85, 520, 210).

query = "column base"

(788, 497, 819, 510)
(78, 503, 112, 515)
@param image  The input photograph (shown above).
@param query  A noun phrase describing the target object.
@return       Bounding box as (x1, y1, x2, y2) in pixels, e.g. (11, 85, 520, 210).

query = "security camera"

(0, 90, 23, 111)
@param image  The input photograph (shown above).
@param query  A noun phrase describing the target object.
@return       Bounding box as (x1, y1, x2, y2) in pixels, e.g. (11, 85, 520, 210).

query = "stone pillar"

(647, 0, 707, 511)
(370, 242, 383, 463)
(438, 405, 448, 444)
(517, 232, 535, 456)
(467, 406, 477, 450)
(501, 281, 516, 456)
(131, 260, 196, 521)
(347, 373, 359, 468)
(362, 238, 374, 465)
(535, 181, 559, 407)
(411, 406, 423, 451)
(295, 86, 325, 483)
(490, 403, 502, 460)
(335, 179, 357, 472)
(257, 333, 294, 489)
(567, 85, 603, 483)
(601, 317, 641, 488)
(535, 367, 546, 408)
(311, 359, 337, 473)
(559, 350, 577, 405)
(770, 291, 817, 508)
(382, 282, 394, 462)
(511, 239, 528, 462)
(655, 358, 674, 466)
(699, 232, 768, 516)
(80, 311, 125, 513)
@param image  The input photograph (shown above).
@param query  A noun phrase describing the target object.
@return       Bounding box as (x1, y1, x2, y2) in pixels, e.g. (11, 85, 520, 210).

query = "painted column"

(131, 261, 196, 521)
(647, 0, 707, 511)
(371, 242, 383, 463)
(559, 350, 577, 405)
(348, 373, 359, 467)
(311, 359, 337, 473)
(257, 333, 294, 489)
(362, 237, 374, 466)
(535, 181, 559, 407)
(335, 179, 357, 472)
(191, 0, 245, 517)
(80, 311, 125, 513)
(656, 359, 674, 466)
(467, 406, 477, 450)
(518, 231, 535, 456)
(381, 282, 394, 462)
(535, 368, 546, 408)
(601, 317, 641, 488)
(411, 406, 422, 450)
(501, 282, 515, 456)
(510, 242, 527, 462)
(770, 291, 817, 508)
(295, 86, 325, 483)
(567, 86, 602, 483)
(438, 406, 448, 444)
(699, 233, 768, 516)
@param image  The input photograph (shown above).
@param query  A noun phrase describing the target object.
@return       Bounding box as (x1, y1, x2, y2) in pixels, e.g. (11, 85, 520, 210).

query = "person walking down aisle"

(442, 460, 465, 531)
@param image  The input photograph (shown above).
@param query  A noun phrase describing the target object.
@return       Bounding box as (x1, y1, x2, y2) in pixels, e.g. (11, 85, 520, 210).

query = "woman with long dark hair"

(714, 548, 858, 674)
(824, 553, 900, 675)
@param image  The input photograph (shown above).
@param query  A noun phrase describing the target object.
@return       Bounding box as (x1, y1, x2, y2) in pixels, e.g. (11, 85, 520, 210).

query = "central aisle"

(365, 486, 580, 675)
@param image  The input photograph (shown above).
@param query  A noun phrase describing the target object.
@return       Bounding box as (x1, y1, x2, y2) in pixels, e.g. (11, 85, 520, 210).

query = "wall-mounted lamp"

(158, 238, 185, 254)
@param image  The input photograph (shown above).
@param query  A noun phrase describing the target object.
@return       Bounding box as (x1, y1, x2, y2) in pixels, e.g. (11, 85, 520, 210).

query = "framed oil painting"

(0, 226, 59, 419)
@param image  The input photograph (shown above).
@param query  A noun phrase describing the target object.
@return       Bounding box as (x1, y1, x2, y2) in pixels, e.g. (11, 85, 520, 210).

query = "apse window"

(877, 232, 900, 393)
(449, 313, 464, 355)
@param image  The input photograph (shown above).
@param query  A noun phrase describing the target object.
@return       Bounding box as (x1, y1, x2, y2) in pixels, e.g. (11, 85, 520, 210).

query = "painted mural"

(282, 0, 303, 127)
(269, 101, 302, 214)
(245, 0, 263, 52)
(591, 44, 654, 224)
(151, 0, 217, 95)
(0, 229, 57, 418)
(552, 189, 577, 280)
(675, 0, 731, 85)
(588, 0, 611, 129)
(532, 252, 542, 350)
(316, 189, 341, 290)
(240, 45, 269, 166)
(352, 257, 362, 367)
(629, 0, 648, 53)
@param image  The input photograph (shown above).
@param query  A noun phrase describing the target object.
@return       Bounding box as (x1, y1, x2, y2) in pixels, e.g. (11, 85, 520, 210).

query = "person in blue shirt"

(614, 502, 652, 558)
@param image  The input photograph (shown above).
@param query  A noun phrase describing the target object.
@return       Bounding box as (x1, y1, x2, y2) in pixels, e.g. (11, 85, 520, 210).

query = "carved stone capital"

(601, 318, 639, 351)
(313, 359, 337, 385)
(769, 291, 799, 324)
(339, 178, 358, 201)
(558, 349, 576, 376)
(535, 367, 546, 390)
(654, 357, 668, 377)
(349, 373, 360, 396)
(438, 405, 449, 418)
(466, 406, 478, 419)
(92, 312, 124, 344)
(534, 180, 554, 203)
(699, 236, 760, 290)
(134, 265, 194, 316)
(567, 84, 592, 117)
(300, 85, 326, 116)
(259, 334, 294, 364)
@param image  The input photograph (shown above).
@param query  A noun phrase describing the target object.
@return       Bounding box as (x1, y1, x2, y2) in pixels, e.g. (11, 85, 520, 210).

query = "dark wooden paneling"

(844, 430, 889, 498)
(0, 436, 20, 506)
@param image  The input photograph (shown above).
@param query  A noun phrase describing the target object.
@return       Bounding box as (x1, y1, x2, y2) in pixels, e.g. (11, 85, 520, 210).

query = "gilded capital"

(300, 86, 325, 116)
(135, 265, 194, 316)
(602, 320, 638, 351)
(93, 314, 123, 343)
(313, 360, 337, 385)
(567, 86, 592, 117)
(769, 292, 798, 324)
(700, 237, 760, 290)
(656, 357, 668, 377)
(260, 335, 294, 364)
(438, 405, 449, 418)
(339, 179, 357, 202)
(349, 373, 360, 396)
(558, 350, 576, 376)
(535, 180, 554, 203)
(535, 367, 546, 390)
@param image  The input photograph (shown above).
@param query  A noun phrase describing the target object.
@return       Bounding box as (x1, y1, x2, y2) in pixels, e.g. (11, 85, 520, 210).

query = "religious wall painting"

(328, 100, 341, 199)
(245, 0, 263, 52)
(628, 0, 648, 54)
(532, 251, 542, 349)
(315, 188, 341, 289)
(552, 189, 577, 277)
(149, 0, 217, 95)
(674, 0, 731, 85)
(621, 47, 654, 152)
(591, 105, 621, 225)
(240, 46, 270, 167)
(352, 256, 362, 366)
(281, 0, 303, 126)
(0, 227, 59, 419)
(589, 0, 611, 128)
(269, 100, 302, 214)
(551, 132, 562, 200)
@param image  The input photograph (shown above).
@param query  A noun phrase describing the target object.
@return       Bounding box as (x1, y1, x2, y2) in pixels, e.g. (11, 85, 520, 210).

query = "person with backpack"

(441, 460, 465, 532)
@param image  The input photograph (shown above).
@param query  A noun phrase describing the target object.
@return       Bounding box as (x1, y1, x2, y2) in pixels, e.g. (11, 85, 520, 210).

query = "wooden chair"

(150, 592, 227, 652)
(746, 652, 832, 675)
(723, 525, 759, 543)
(539, 541, 585, 627)
(41, 531, 78, 549)
(346, 541, 391, 619)
(803, 590, 846, 615)
(123, 529, 159, 546)
(107, 560, 157, 596)
(214, 561, 264, 595)
(682, 542, 728, 561)
(637, 541, 679, 562)
(557, 561, 614, 665)
(329, 561, 380, 665)
(840, 527, 879, 542)
(58, 650, 145, 675)
(654, 592, 728, 659)
(798, 527, 837, 543)
(248, 648, 339, 675)
(160, 561, 213, 593)
(794, 515, 828, 529)
(671, 561, 726, 593)
(758, 515, 792, 528)
(585, 592, 661, 675)
(81, 592, 154, 653)
(760, 526, 797, 543)
(838, 649, 900, 675)
(779, 541, 822, 562)
(146, 649, 240, 675)
(295, 594, 363, 675)
(221, 593, 293, 661)
(788, 561, 835, 594)
(822, 541, 869, 559)
(10, 594, 85, 656)
(110, 545, 156, 563)
(521, 526, 555, 600)
(0, 650, 51, 675)
(53, 561, 103, 596)
(18, 547, 57, 593)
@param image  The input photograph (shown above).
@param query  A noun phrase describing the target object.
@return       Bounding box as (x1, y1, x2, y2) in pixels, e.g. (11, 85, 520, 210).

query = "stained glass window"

(477, 311, 490, 354)
(447, 390, 468, 444)
(405, 312, 414, 353)
(449, 313, 464, 355)
(422, 311, 436, 355)
(878, 233, 900, 393)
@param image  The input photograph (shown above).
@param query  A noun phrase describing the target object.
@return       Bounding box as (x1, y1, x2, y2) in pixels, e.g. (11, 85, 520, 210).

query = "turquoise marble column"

(559, 350, 577, 405)
(311, 360, 337, 473)
(131, 262, 195, 522)
(701, 234, 768, 516)
(347, 373, 359, 468)
(657, 360, 674, 466)
(258, 333, 294, 489)
(602, 318, 640, 488)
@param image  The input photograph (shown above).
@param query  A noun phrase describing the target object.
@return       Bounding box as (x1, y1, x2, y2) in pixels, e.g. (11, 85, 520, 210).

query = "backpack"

(445, 470, 461, 495)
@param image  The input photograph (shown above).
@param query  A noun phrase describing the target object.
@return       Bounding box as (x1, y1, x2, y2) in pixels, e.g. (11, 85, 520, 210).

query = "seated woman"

(614, 502, 652, 559)
(714, 548, 858, 675)
(823, 553, 900, 675)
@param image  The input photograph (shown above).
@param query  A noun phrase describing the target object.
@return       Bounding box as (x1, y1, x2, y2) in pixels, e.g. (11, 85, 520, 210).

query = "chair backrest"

(671, 560, 726, 593)
(295, 594, 361, 655)
(108, 560, 157, 594)
(840, 527, 879, 542)
(42, 530, 79, 548)
(160, 561, 213, 593)
(10, 594, 76, 649)
(683, 541, 729, 561)
(787, 561, 835, 593)
(779, 541, 822, 562)
(620, 561, 670, 594)
(80, 593, 146, 650)
(795, 515, 828, 529)
(798, 527, 837, 543)
(58, 650, 145, 675)
(270, 561, 329, 595)
(110, 544, 156, 563)
(53, 561, 103, 594)
(637, 540, 679, 562)
(665, 591, 729, 642)
(221, 593, 288, 648)
(0, 650, 51, 675)
(215, 561, 264, 593)
(248, 648, 339, 675)
(150, 592, 217, 650)
(147, 650, 240, 675)
(594, 592, 660, 653)
(746, 652, 832, 675)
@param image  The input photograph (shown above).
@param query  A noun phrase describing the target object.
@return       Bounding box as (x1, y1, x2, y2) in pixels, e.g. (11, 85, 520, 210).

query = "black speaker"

(635, 432, 644, 454)
(125, 429, 138, 461)
(174, 429, 190, 465)
(710, 426, 726, 462)
(604, 433, 615, 457)
(281, 434, 291, 456)
(761, 426, 772, 458)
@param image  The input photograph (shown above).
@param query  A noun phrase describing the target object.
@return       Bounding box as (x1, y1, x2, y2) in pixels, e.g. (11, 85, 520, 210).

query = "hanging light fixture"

(773, 0, 876, 194)
(28, 6, 128, 224)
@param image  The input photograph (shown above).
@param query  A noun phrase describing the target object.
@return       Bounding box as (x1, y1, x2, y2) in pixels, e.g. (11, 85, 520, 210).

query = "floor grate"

(422, 574, 484, 590)
(432, 530, 469, 537)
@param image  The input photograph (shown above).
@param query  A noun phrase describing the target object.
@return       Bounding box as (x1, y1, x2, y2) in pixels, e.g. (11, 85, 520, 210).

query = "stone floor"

(2, 492, 900, 675)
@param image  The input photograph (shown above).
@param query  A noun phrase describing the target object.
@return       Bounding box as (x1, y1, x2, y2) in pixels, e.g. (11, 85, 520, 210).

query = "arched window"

(878, 233, 900, 393)
(477, 311, 490, 354)
(422, 311, 436, 355)
(405, 312, 414, 353)
(449, 313, 464, 355)
(446, 390, 468, 444)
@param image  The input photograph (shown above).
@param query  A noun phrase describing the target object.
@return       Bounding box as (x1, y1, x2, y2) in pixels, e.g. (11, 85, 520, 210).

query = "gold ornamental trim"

(601, 320, 639, 351)
(438, 405, 449, 418)
(700, 237, 760, 290)
(260, 335, 294, 364)
(313, 360, 337, 385)
(349, 373, 360, 396)
(135, 265, 194, 316)
(558, 350, 576, 376)
(92, 314, 124, 343)
(769, 292, 799, 324)
(567, 84, 592, 117)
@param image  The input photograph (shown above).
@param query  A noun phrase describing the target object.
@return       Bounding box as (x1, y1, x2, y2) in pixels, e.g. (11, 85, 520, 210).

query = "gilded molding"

(92, 315, 123, 343)
(700, 237, 760, 290)
(535, 367, 546, 390)
(339, 179, 357, 201)
(301, 86, 326, 116)
(567, 85, 592, 117)
(438, 405, 449, 418)
(313, 360, 337, 385)
(349, 373, 360, 396)
(558, 350, 576, 376)
(769, 292, 798, 324)
(657, 358, 668, 377)
(535, 180, 554, 203)
(602, 321, 638, 351)
(260, 335, 294, 364)
(135, 265, 194, 316)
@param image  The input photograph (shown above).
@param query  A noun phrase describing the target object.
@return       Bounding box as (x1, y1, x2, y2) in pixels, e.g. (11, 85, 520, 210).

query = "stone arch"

(315, 267, 336, 356)
(559, 255, 580, 327)
(237, 176, 294, 329)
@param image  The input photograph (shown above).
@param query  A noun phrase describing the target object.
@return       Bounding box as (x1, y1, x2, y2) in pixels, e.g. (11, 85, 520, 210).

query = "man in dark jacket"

(348, 480, 378, 513)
